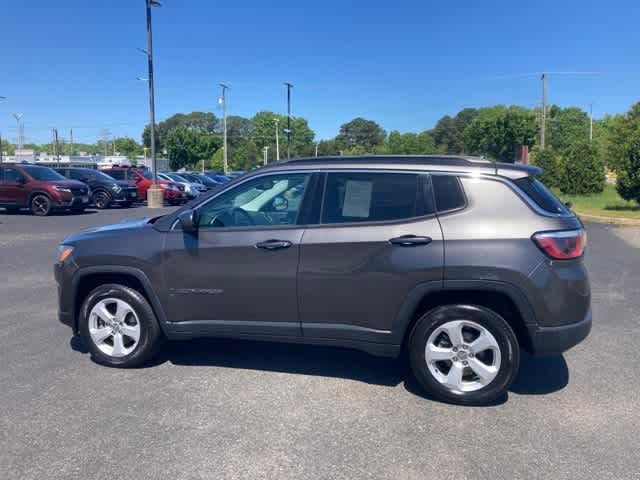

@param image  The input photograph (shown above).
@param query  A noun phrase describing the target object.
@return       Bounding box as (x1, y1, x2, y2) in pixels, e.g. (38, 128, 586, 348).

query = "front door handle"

(389, 235, 433, 247)
(255, 239, 293, 250)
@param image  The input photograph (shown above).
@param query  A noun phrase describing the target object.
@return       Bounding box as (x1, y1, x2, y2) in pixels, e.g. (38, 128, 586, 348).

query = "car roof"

(259, 155, 540, 180)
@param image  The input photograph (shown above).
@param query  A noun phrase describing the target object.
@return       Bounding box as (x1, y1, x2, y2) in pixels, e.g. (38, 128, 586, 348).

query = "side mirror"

(178, 209, 199, 235)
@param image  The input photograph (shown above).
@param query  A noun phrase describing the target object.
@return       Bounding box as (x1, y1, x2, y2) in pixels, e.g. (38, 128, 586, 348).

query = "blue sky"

(1, 0, 638, 145)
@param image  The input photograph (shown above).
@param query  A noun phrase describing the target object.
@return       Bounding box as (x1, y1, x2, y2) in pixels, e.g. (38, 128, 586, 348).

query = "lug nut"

(463, 361, 468, 366)
(452, 347, 458, 352)
(452, 357, 458, 361)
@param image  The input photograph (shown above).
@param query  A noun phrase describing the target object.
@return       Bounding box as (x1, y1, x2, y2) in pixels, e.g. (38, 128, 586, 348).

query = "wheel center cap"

(457, 350, 468, 361)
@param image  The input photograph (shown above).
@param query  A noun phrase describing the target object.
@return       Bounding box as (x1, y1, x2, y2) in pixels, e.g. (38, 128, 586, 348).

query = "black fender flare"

(390, 279, 537, 345)
(71, 265, 169, 336)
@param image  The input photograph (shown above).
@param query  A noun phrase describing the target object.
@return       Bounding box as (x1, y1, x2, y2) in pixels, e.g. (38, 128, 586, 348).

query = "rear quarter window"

(431, 175, 466, 213)
(514, 177, 570, 215)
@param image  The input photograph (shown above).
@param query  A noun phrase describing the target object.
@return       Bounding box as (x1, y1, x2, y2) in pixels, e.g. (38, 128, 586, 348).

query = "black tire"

(30, 194, 51, 216)
(408, 304, 520, 406)
(93, 191, 111, 209)
(79, 284, 164, 368)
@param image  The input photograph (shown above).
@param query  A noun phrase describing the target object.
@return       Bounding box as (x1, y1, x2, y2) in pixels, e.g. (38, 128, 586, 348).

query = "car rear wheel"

(79, 284, 163, 368)
(408, 304, 520, 405)
(93, 191, 111, 209)
(30, 194, 51, 216)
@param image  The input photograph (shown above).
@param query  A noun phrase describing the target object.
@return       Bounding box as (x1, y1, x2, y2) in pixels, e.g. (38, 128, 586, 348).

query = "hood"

(52, 180, 87, 189)
(63, 218, 150, 244)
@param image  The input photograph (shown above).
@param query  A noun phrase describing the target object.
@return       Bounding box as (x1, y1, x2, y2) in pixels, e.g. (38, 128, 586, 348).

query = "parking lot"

(1, 206, 639, 480)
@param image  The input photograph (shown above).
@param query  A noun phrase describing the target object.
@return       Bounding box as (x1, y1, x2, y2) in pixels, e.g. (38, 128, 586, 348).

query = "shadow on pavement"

(510, 352, 569, 395)
(70, 336, 569, 400)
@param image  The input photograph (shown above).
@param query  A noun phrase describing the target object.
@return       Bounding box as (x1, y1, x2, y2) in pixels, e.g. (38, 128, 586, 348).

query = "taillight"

(532, 229, 587, 260)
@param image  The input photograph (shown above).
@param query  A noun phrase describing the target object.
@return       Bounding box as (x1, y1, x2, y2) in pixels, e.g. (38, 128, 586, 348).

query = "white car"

(158, 173, 206, 198)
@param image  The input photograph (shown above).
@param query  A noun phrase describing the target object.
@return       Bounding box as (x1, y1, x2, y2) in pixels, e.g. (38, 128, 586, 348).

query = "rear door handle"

(389, 235, 433, 246)
(255, 239, 293, 250)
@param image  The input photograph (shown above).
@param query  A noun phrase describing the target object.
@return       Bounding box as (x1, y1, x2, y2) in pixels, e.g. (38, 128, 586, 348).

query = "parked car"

(186, 172, 224, 190)
(55, 167, 138, 209)
(158, 172, 206, 199)
(1, 163, 90, 216)
(101, 167, 187, 205)
(203, 171, 231, 183)
(55, 155, 591, 405)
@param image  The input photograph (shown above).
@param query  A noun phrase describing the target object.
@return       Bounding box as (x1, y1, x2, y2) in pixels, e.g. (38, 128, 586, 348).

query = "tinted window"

(197, 173, 311, 228)
(514, 177, 569, 214)
(107, 170, 126, 180)
(2, 167, 25, 183)
(322, 172, 419, 224)
(432, 175, 466, 212)
(21, 166, 67, 181)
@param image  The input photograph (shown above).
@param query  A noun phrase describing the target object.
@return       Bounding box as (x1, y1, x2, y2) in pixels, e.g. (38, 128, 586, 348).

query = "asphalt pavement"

(1, 206, 639, 480)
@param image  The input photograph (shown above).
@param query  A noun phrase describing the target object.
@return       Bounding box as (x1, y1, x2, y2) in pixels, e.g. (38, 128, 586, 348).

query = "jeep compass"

(55, 156, 591, 405)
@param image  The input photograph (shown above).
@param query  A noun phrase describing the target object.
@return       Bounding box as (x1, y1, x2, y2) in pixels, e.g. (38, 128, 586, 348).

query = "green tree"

(336, 117, 386, 152)
(386, 131, 437, 154)
(250, 111, 315, 159)
(616, 131, 640, 203)
(463, 105, 538, 162)
(559, 140, 606, 195)
(316, 139, 340, 156)
(113, 137, 142, 159)
(605, 102, 640, 171)
(143, 111, 219, 151)
(546, 106, 590, 152)
(166, 127, 221, 171)
(432, 108, 478, 154)
(531, 147, 561, 188)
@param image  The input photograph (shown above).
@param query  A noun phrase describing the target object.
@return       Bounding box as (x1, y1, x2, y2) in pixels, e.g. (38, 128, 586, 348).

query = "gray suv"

(55, 156, 591, 405)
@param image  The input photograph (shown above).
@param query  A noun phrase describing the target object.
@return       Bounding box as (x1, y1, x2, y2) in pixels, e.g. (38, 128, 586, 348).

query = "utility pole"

(274, 118, 280, 161)
(143, 0, 163, 207)
(54, 128, 60, 164)
(540, 73, 547, 150)
(0, 97, 5, 163)
(589, 103, 594, 142)
(13, 113, 24, 150)
(263, 145, 269, 165)
(283, 82, 293, 159)
(315, 142, 319, 157)
(70, 128, 74, 155)
(219, 83, 229, 174)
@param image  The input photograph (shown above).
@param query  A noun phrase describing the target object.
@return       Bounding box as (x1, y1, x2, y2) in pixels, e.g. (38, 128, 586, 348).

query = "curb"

(576, 211, 640, 226)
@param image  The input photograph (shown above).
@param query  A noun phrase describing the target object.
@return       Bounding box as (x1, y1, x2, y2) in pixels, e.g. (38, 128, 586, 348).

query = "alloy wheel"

(424, 320, 501, 393)
(31, 196, 50, 216)
(88, 298, 141, 357)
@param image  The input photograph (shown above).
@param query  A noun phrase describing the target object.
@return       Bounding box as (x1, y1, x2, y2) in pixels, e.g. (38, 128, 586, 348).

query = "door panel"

(161, 171, 315, 337)
(0, 167, 28, 205)
(162, 228, 303, 335)
(298, 219, 443, 337)
(298, 171, 443, 341)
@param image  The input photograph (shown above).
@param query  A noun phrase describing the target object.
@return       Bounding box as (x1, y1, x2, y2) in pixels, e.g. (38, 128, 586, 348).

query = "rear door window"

(514, 177, 569, 214)
(321, 172, 424, 224)
(108, 170, 126, 181)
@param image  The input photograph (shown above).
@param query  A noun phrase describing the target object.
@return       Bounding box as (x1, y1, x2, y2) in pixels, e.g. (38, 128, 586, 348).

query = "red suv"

(101, 167, 187, 205)
(0, 163, 90, 216)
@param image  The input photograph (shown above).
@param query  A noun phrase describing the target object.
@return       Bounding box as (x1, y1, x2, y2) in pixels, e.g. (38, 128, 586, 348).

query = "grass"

(552, 185, 640, 220)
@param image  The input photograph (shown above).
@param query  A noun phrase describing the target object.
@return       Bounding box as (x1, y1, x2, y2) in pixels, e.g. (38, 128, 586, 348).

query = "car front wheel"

(79, 284, 163, 368)
(30, 194, 51, 216)
(409, 304, 520, 405)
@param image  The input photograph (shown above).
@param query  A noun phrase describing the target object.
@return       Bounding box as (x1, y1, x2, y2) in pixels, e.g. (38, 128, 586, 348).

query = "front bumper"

(112, 189, 139, 203)
(527, 308, 592, 355)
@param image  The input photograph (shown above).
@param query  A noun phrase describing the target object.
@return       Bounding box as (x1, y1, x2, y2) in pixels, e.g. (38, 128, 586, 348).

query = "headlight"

(111, 184, 122, 193)
(58, 245, 74, 263)
(53, 186, 72, 193)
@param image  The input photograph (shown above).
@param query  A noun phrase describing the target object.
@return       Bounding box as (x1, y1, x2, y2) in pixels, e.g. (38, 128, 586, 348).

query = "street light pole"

(589, 103, 594, 142)
(274, 118, 280, 161)
(0, 96, 5, 164)
(142, 0, 163, 207)
(283, 82, 293, 159)
(219, 83, 229, 175)
(540, 73, 547, 150)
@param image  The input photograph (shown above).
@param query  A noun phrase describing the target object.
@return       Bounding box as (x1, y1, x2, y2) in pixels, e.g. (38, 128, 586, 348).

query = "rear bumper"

(527, 308, 592, 355)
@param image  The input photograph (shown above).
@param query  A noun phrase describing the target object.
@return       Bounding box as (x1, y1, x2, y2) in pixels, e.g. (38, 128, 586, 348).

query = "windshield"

(167, 173, 187, 182)
(22, 166, 67, 181)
